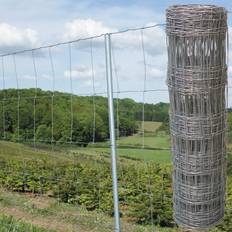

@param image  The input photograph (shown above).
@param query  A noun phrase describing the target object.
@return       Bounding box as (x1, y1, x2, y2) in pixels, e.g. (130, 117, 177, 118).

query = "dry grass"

(0, 189, 176, 232)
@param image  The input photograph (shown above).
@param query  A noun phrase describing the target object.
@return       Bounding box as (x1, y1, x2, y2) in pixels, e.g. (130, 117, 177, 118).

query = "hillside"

(0, 141, 231, 231)
(0, 188, 176, 232)
(0, 140, 174, 231)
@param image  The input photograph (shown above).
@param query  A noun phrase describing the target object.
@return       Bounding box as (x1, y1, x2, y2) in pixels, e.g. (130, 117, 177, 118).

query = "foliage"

(0, 89, 169, 145)
(0, 141, 174, 228)
(0, 141, 232, 230)
(156, 122, 170, 136)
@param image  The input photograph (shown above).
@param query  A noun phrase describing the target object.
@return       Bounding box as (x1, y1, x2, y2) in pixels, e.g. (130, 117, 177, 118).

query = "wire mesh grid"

(0, 24, 173, 232)
(166, 4, 228, 230)
(0, 18, 231, 231)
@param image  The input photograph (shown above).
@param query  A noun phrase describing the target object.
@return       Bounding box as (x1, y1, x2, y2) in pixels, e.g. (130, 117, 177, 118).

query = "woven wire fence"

(0, 20, 231, 232)
(166, 5, 228, 230)
(0, 24, 170, 232)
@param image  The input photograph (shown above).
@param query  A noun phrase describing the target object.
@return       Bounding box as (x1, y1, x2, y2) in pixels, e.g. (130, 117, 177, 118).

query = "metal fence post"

(105, 33, 121, 232)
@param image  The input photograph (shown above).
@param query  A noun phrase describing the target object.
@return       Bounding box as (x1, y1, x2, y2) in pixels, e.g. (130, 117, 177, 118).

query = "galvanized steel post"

(105, 33, 121, 232)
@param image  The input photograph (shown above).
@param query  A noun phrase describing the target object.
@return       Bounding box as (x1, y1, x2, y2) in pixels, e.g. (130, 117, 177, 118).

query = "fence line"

(0, 21, 231, 232)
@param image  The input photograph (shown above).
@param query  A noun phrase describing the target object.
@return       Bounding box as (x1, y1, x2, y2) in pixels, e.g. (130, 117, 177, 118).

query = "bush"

(0, 153, 174, 227)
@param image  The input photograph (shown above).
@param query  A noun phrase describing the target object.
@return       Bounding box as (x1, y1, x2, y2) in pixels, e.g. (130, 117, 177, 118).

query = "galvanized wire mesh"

(166, 4, 228, 230)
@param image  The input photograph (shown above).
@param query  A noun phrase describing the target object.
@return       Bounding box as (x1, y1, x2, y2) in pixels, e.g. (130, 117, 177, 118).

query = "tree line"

(0, 89, 169, 145)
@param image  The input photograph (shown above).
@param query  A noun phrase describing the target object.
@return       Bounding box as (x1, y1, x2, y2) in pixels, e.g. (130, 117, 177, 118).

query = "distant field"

(85, 121, 172, 163)
(80, 147, 171, 163)
(120, 121, 169, 148)
(117, 148, 171, 163)
(0, 137, 171, 164)
(116, 134, 170, 149)
(78, 139, 172, 163)
(0, 121, 172, 164)
(141, 121, 162, 132)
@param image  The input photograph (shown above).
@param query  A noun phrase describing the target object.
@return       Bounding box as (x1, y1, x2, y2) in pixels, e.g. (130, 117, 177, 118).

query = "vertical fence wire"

(13, 55, 20, 143)
(141, 29, 147, 149)
(111, 39, 130, 218)
(68, 43, 74, 144)
(1, 57, 5, 140)
(48, 47, 55, 149)
(140, 29, 156, 229)
(90, 38, 102, 218)
(90, 39, 96, 144)
(32, 50, 38, 148)
(111, 43, 120, 141)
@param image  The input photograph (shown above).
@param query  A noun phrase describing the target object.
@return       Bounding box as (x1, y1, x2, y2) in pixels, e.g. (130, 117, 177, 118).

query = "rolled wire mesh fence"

(0, 19, 231, 232)
(166, 4, 228, 230)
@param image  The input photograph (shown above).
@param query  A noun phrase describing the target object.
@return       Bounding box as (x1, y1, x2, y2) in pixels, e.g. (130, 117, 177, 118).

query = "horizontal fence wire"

(0, 24, 166, 57)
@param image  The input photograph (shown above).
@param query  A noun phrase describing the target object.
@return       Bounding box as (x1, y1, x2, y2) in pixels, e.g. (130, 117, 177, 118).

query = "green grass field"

(0, 121, 171, 164)
(142, 121, 163, 132)
(83, 121, 172, 163)
(79, 147, 171, 163)
(94, 121, 170, 148)
(116, 134, 170, 149)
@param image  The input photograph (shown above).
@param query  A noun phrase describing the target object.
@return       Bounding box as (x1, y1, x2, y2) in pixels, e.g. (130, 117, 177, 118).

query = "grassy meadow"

(85, 121, 172, 163)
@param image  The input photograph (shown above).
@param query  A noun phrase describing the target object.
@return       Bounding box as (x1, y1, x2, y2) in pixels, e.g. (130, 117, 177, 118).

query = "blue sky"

(0, 0, 231, 42)
(0, 0, 231, 105)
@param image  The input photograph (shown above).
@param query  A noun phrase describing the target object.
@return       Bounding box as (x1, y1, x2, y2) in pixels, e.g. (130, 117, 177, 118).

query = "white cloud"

(64, 65, 93, 79)
(148, 67, 164, 78)
(63, 19, 115, 41)
(113, 22, 166, 55)
(0, 23, 39, 54)
(63, 19, 165, 56)
(63, 64, 105, 92)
